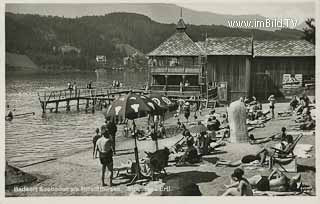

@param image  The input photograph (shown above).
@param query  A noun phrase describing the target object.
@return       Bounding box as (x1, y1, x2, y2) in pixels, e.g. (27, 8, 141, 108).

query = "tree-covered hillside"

(5, 12, 305, 70)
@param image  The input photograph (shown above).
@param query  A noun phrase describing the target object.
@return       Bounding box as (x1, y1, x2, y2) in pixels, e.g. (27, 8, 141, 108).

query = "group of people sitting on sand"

(170, 111, 229, 166)
(244, 96, 269, 127)
(222, 168, 302, 196)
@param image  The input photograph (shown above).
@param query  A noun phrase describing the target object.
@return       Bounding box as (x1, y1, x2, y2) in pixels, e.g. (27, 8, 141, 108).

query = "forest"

(5, 12, 307, 70)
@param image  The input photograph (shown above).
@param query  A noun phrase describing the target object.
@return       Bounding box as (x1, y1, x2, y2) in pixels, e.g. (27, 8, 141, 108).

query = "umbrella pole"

(129, 119, 141, 185)
(155, 118, 159, 151)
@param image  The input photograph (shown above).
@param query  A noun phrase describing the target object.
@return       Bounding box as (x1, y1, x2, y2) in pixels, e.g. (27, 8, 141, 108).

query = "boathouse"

(147, 17, 206, 99)
(147, 17, 315, 102)
(251, 40, 315, 99)
(199, 37, 253, 101)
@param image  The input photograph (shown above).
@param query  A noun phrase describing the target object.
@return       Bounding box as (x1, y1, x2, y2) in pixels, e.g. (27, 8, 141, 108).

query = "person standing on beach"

(93, 128, 101, 158)
(183, 102, 191, 123)
(268, 94, 276, 119)
(106, 119, 117, 154)
(94, 130, 114, 186)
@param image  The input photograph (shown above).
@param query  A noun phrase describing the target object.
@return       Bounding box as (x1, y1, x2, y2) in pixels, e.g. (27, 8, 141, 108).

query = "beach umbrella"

(149, 94, 177, 112)
(140, 95, 166, 116)
(104, 92, 158, 183)
(189, 123, 207, 134)
(105, 92, 154, 121)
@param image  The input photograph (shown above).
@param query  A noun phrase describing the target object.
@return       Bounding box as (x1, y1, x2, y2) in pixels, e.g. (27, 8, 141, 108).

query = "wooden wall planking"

(251, 56, 315, 98)
(207, 55, 250, 101)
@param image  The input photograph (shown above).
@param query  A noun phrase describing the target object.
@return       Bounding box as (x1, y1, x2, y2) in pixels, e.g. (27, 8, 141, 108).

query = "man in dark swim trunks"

(94, 129, 114, 186)
(92, 128, 101, 158)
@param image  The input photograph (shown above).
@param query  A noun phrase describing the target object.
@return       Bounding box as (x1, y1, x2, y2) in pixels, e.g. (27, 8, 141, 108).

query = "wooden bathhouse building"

(147, 17, 315, 102)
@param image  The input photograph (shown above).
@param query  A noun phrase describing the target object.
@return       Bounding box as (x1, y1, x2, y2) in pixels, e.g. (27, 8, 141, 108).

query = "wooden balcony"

(150, 85, 202, 97)
(150, 65, 201, 75)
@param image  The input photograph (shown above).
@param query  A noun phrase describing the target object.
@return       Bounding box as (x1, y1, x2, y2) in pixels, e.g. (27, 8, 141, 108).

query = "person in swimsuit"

(268, 94, 276, 119)
(92, 128, 101, 158)
(222, 168, 253, 196)
(225, 168, 301, 192)
(94, 129, 114, 186)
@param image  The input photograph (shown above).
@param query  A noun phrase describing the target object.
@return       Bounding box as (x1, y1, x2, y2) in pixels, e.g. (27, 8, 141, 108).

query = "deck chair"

(269, 133, 303, 172)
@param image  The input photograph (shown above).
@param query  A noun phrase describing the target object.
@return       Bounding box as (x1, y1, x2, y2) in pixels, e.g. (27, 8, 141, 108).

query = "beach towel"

(253, 190, 303, 196)
(286, 131, 315, 136)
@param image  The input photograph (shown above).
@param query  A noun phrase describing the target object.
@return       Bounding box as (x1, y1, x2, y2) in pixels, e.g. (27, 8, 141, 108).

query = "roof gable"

(253, 40, 315, 57)
(148, 32, 203, 56)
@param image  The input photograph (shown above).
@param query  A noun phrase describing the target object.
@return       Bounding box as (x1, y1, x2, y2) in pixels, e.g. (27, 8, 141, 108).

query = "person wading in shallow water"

(94, 129, 114, 186)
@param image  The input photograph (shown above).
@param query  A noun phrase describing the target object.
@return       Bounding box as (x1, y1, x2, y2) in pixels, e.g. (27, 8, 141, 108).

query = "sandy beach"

(5, 102, 316, 196)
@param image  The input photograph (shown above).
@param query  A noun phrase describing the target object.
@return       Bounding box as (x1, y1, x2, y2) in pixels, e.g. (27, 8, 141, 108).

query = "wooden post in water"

(66, 100, 70, 112)
(41, 102, 46, 113)
(85, 99, 89, 112)
(76, 99, 80, 111)
(55, 102, 59, 113)
(92, 99, 95, 113)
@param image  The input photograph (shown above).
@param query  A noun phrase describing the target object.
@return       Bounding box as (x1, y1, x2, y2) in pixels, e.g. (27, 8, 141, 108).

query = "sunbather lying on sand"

(209, 130, 228, 150)
(225, 168, 301, 192)
(216, 154, 261, 167)
(217, 135, 294, 167)
(249, 134, 275, 145)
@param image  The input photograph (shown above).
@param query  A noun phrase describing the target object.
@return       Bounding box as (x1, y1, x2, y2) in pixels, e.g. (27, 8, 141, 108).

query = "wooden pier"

(37, 87, 148, 113)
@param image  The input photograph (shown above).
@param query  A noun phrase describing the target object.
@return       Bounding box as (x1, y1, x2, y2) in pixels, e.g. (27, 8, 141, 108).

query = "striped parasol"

(149, 94, 177, 112)
(104, 92, 163, 121)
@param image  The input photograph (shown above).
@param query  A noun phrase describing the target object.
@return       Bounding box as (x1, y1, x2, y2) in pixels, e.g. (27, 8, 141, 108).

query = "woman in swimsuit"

(222, 168, 253, 196)
(225, 168, 301, 192)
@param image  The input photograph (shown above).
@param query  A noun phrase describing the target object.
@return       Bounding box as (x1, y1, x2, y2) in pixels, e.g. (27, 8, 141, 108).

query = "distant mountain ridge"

(6, 3, 309, 31)
(5, 12, 305, 70)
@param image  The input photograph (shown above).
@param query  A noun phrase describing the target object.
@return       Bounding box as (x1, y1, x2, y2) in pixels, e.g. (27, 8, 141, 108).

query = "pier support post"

(85, 99, 89, 113)
(91, 99, 96, 113)
(76, 99, 80, 111)
(66, 100, 71, 112)
(41, 102, 46, 113)
(55, 102, 59, 113)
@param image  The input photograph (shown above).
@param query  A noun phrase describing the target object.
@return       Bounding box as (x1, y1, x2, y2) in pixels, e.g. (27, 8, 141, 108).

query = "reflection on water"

(5, 70, 147, 167)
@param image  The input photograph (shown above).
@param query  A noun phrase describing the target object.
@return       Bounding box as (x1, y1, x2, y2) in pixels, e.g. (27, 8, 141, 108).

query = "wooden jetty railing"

(37, 87, 148, 113)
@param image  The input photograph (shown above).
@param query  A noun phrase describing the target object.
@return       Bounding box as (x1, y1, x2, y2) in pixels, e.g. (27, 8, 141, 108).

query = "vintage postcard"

(1, 0, 318, 202)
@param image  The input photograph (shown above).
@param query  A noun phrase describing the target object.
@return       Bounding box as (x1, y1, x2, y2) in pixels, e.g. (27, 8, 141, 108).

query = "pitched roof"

(253, 40, 315, 57)
(202, 37, 253, 56)
(148, 32, 203, 56)
(176, 18, 186, 30)
(5, 52, 38, 69)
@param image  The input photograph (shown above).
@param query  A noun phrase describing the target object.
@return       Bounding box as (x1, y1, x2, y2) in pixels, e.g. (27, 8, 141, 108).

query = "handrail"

(37, 87, 147, 102)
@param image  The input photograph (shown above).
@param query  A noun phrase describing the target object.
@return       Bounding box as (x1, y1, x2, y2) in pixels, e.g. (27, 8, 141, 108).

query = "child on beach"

(268, 94, 276, 119)
(222, 168, 253, 196)
(93, 128, 101, 158)
(183, 102, 191, 123)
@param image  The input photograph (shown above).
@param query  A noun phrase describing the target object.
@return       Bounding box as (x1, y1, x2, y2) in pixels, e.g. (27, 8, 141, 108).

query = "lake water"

(5, 70, 147, 167)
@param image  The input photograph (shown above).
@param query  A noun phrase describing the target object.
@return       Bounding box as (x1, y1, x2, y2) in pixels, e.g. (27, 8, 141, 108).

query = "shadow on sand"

(150, 171, 219, 196)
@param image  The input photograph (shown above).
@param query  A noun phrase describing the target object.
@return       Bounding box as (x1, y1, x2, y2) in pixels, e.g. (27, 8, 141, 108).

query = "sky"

(5, 0, 315, 24)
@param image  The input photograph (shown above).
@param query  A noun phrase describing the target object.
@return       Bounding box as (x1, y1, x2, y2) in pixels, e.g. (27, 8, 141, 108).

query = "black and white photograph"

(2, 0, 318, 198)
